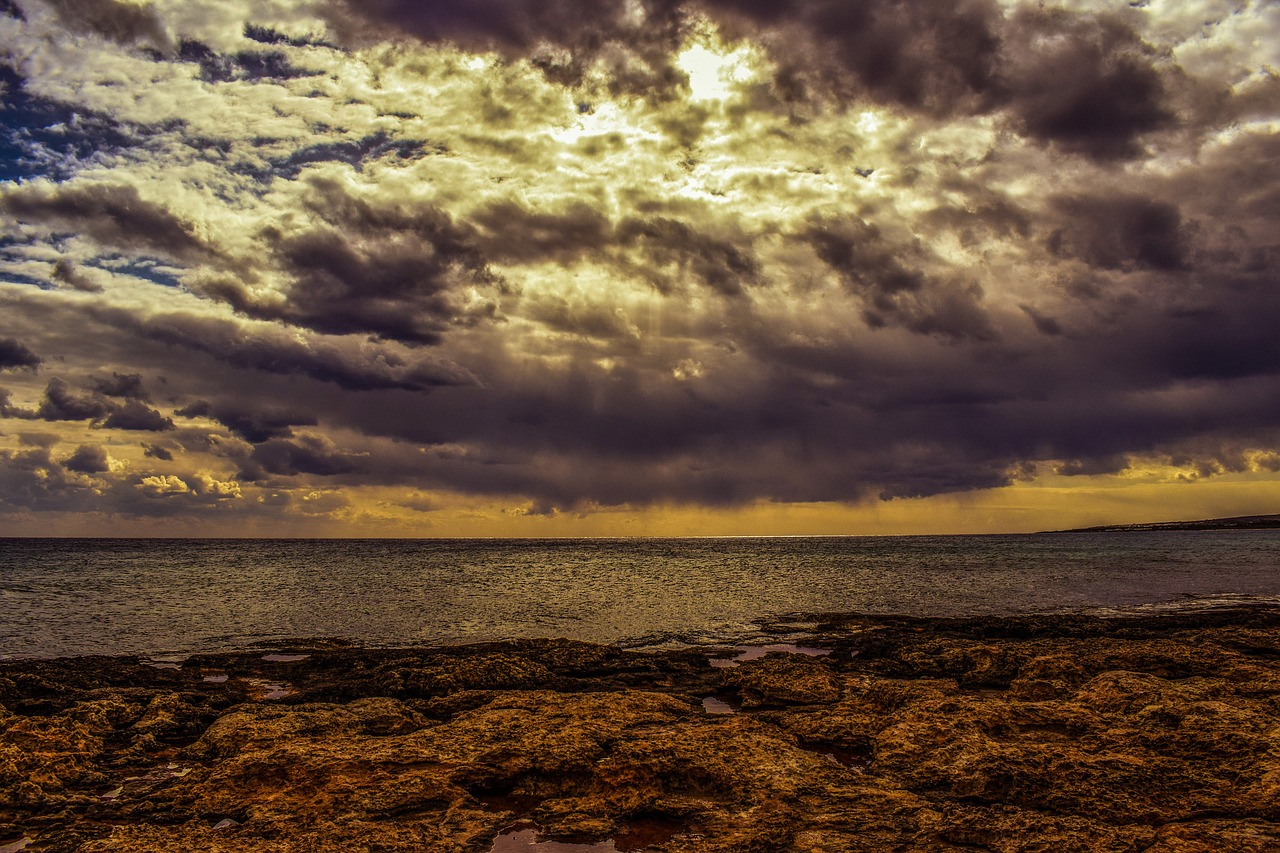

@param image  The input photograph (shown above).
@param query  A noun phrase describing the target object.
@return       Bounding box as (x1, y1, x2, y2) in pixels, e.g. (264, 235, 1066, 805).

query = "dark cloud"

(328, 0, 691, 98)
(1, 0, 1277, 528)
(245, 434, 365, 478)
(82, 304, 478, 391)
(101, 399, 174, 431)
(705, 0, 1003, 115)
(1048, 193, 1187, 272)
(1000, 7, 1172, 160)
(1019, 305, 1062, 337)
(28, 377, 171, 430)
(242, 22, 333, 49)
(176, 39, 322, 84)
(704, 1, 1174, 160)
(331, 0, 631, 51)
(0, 446, 100, 511)
(473, 201, 760, 296)
(61, 443, 111, 474)
(337, 0, 1167, 135)
(200, 177, 500, 346)
(0, 182, 209, 261)
(616, 216, 759, 296)
(267, 131, 434, 181)
(330, 1, 682, 62)
(177, 401, 317, 443)
(473, 201, 613, 266)
(51, 259, 104, 292)
(1056, 455, 1130, 477)
(40, 0, 171, 49)
(0, 337, 41, 370)
(804, 215, 994, 340)
(36, 377, 114, 422)
(142, 442, 173, 461)
(17, 431, 59, 447)
(92, 372, 149, 400)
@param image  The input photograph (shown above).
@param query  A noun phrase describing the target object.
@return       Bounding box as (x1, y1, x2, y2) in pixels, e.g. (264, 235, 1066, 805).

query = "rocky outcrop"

(2, 608, 1279, 851)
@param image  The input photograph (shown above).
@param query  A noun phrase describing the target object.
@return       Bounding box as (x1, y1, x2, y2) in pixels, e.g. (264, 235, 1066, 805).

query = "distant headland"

(1056, 513, 1280, 533)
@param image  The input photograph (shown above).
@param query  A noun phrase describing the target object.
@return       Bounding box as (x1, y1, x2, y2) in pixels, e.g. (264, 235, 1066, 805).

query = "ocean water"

(1, 533, 1278, 658)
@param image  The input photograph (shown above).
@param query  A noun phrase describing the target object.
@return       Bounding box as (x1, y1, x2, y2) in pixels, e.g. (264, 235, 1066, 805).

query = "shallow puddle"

(478, 792, 543, 814)
(822, 748, 871, 772)
(708, 643, 831, 668)
(612, 816, 685, 851)
(244, 678, 294, 700)
(490, 825, 615, 852)
(101, 764, 192, 802)
(202, 673, 229, 683)
(796, 742, 871, 772)
(262, 653, 310, 662)
(701, 696, 737, 715)
(0, 837, 32, 853)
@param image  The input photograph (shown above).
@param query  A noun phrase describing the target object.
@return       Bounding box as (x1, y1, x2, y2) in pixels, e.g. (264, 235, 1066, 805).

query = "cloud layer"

(1, 0, 1279, 530)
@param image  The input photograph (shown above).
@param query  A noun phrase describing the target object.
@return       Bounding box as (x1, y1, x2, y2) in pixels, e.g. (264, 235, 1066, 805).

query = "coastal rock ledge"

(3, 608, 1280, 852)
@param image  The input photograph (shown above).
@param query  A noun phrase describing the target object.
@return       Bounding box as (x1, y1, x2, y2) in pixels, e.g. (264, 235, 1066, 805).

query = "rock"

(722, 653, 843, 707)
(1, 610, 1279, 850)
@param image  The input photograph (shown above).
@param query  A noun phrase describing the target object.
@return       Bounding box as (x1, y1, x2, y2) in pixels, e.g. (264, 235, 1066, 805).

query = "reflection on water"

(491, 825, 615, 852)
(708, 643, 831, 668)
(701, 696, 737, 715)
(2, 533, 1280, 657)
(244, 679, 293, 700)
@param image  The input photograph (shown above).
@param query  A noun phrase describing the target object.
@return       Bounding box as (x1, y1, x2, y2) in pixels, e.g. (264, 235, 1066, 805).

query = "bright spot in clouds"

(676, 38, 757, 102)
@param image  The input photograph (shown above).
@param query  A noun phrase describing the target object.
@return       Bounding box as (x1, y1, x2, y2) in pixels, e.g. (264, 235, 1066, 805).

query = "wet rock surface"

(2, 608, 1279, 851)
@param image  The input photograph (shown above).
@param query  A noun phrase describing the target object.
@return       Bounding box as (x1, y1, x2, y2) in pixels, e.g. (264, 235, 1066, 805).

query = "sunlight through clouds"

(1, 0, 1279, 533)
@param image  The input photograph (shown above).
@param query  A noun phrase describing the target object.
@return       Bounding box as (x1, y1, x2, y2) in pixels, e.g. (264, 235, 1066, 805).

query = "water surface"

(1, 533, 1277, 658)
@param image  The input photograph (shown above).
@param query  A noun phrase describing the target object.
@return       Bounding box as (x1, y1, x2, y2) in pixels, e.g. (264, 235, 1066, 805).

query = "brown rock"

(1, 609, 1279, 851)
(722, 653, 844, 707)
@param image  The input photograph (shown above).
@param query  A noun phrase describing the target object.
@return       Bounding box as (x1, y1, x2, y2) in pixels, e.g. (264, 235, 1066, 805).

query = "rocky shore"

(3, 607, 1279, 852)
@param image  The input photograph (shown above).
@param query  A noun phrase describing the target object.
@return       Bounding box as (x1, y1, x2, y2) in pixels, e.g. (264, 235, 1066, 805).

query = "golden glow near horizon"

(1, 1, 1279, 535)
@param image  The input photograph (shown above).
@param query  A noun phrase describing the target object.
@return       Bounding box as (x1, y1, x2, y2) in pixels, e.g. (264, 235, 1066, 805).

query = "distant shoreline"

(1055, 513, 1280, 533)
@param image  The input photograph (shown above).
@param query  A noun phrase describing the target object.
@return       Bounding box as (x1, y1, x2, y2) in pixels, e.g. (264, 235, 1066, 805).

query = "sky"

(0, 0, 1278, 537)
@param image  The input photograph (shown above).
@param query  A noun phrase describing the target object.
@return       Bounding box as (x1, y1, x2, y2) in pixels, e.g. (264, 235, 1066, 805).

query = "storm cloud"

(0, 182, 210, 262)
(0, 0, 1278, 531)
(0, 338, 40, 370)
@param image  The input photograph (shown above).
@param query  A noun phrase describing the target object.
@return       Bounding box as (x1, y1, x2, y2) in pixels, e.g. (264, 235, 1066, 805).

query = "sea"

(2, 532, 1278, 659)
